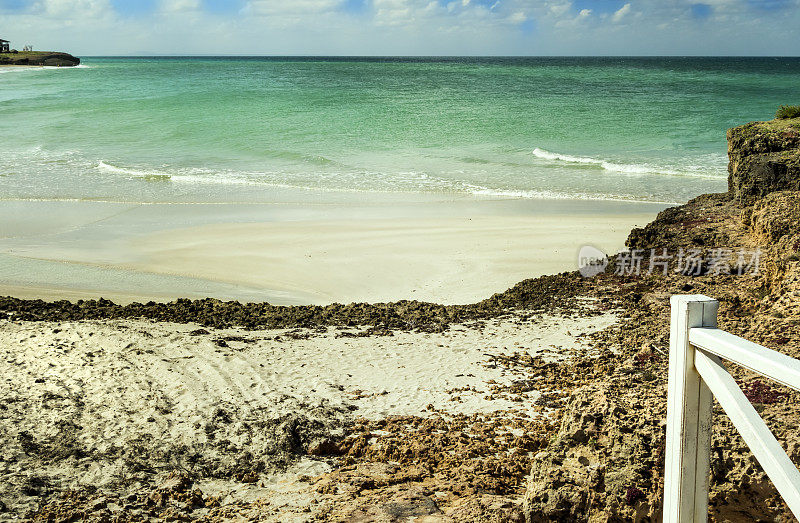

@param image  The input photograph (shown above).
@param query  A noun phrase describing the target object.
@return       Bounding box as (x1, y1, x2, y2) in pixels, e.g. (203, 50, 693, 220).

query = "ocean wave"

(92, 159, 684, 203)
(462, 184, 680, 204)
(531, 147, 720, 178)
(532, 148, 607, 166)
(97, 161, 172, 181)
(0, 67, 38, 74)
(0, 64, 90, 74)
(98, 161, 346, 189)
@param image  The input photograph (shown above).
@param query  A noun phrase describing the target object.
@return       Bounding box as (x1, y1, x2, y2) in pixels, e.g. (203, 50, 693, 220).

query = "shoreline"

(0, 197, 667, 306)
(2, 185, 799, 521)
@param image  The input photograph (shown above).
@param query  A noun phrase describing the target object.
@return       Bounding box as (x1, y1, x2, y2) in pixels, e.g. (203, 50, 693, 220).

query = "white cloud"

(509, 11, 526, 23)
(161, 0, 201, 13)
(245, 0, 340, 17)
(548, 3, 571, 17)
(612, 3, 631, 23)
(31, 0, 112, 18)
(374, 0, 430, 26)
(2, 0, 800, 56)
(555, 6, 591, 28)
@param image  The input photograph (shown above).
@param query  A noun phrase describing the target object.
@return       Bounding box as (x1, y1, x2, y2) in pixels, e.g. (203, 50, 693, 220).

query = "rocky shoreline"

(0, 52, 80, 67)
(522, 116, 800, 521)
(1, 116, 799, 521)
(0, 271, 585, 332)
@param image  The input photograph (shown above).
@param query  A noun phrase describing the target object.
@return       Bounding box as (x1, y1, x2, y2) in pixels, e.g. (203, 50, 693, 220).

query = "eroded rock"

(728, 118, 800, 203)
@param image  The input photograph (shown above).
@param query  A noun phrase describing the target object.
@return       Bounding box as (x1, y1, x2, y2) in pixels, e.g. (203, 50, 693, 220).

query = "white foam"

(463, 184, 680, 204)
(531, 147, 719, 178)
(97, 161, 172, 179)
(0, 66, 39, 74)
(532, 147, 606, 166)
(0, 64, 89, 74)
(92, 160, 684, 204)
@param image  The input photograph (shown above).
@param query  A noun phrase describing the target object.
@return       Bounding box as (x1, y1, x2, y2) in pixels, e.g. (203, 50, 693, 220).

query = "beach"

(0, 196, 665, 305)
(0, 303, 617, 520)
(3, 184, 799, 520)
(1, 56, 799, 521)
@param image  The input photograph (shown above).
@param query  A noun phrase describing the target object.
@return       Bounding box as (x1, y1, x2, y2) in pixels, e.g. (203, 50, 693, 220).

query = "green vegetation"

(776, 105, 800, 119)
(1, 51, 51, 60)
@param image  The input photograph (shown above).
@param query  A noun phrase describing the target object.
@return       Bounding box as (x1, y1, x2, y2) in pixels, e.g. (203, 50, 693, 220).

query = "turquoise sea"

(1, 57, 799, 204)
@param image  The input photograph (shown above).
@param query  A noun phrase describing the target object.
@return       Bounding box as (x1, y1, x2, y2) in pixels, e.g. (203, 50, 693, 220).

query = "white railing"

(664, 295, 800, 522)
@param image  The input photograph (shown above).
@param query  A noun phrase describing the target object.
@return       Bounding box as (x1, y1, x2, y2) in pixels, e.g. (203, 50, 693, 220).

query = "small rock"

(307, 437, 341, 456)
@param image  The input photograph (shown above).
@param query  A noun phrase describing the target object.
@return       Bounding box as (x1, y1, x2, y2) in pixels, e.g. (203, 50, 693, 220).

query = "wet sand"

(0, 196, 666, 304)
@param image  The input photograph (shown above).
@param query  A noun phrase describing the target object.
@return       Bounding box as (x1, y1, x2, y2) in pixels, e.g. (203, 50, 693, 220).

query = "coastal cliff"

(728, 118, 800, 203)
(523, 115, 800, 522)
(0, 51, 80, 67)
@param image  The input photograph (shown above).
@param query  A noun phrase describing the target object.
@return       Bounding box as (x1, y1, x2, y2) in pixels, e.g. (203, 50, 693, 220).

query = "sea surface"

(1, 56, 799, 205)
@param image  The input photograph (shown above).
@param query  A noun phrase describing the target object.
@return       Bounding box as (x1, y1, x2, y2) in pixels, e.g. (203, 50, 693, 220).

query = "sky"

(0, 0, 799, 56)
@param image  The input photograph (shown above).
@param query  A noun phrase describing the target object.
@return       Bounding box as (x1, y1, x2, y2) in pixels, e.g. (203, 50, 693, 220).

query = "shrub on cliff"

(776, 105, 800, 119)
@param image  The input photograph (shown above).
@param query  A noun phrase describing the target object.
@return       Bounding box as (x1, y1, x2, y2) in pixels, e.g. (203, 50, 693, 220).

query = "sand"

(0, 197, 666, 305)
(0, 308, 616, 519)
(0, 193, 656, 517)
(129, 215, 648, 305)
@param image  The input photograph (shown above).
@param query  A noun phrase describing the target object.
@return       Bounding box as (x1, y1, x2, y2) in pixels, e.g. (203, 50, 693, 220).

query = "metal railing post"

(664, 295, 719, 522)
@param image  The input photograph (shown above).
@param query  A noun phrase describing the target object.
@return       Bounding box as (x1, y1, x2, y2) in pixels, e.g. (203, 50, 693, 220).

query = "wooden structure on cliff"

(0, 39, 9, 53)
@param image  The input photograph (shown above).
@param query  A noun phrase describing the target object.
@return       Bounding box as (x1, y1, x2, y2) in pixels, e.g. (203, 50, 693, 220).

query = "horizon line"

(76, 54, 800, 58)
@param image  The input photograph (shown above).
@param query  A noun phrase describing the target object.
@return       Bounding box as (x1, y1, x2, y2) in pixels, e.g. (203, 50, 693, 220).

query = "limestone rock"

(522, 385, 664, 523)
(728, 118, 800, 203)
(307, 437, 342, 456)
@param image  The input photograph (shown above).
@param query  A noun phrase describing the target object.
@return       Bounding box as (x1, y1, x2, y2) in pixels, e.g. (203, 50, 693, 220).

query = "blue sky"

(1, 0, 799, 55)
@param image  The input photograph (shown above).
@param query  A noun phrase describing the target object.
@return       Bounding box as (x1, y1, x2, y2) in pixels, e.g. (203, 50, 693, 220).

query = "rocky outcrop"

(0, 272, 585, 331)
(626, 192, 736, 251)
(728, 118, 800, 203)
(743, 190, 800, 246)
(522, 381, 798, 522)
(523, 385, 665, 522)
(742, 190, 800, 310)
(524, 115, 800, 522)
(0, 51, 80, 67)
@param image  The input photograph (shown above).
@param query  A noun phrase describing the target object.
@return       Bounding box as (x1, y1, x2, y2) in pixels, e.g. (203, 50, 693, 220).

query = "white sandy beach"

(0, 196, 665, 304)
(0, 307, 616, 519)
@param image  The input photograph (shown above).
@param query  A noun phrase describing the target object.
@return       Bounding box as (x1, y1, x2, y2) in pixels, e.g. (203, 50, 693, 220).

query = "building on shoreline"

(0, 39, 9, 52)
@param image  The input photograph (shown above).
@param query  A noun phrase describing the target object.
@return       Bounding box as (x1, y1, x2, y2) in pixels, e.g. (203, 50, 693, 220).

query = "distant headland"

(0, 38, 80, 67)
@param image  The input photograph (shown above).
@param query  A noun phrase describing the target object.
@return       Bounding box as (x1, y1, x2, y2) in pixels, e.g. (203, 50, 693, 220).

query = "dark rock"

(381, 492, 440, 518)
(728, 118, 800, 203)
(0, 271, 584, 332)
(0, 51, 80, 67)
(307, 437, 341, 456)
(626, 193, 733, 252)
